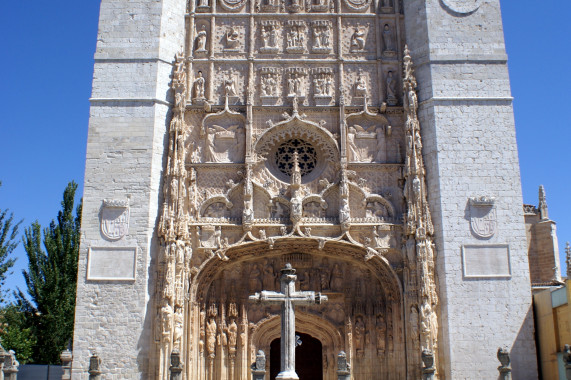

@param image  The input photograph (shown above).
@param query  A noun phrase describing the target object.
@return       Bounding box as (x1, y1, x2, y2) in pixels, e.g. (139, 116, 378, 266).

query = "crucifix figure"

(249, 263, 328, 380)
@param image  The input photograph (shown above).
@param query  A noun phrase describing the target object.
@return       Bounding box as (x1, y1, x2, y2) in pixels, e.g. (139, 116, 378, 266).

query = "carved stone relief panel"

(258, 20, 281, 54)
(285, 20, 307, 54)
(343, 21, 374, 58)
(259, 67, 282, 105)
(213, 19, 248, 56)
(285, 67, 309, 100)
(213, 65, 246, 104)
(344, 65, 374, 105)
(311, 67, 334, 106)
(311, 21, 333, 54)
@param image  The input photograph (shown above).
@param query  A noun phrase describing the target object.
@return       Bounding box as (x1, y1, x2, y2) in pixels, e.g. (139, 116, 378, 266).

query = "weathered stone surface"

(73, 0, 537, 379)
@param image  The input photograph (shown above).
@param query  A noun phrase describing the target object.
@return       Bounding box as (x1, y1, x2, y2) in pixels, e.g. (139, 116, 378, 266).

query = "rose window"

(274, 139, 317, 177)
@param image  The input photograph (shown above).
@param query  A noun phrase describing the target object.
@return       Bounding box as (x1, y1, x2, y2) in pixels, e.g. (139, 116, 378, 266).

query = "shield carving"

(100, 200, 130, 240)
(470, 205, 496, 239)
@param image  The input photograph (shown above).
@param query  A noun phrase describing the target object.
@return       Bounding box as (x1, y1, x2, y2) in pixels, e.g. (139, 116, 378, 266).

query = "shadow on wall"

(511, 306, 539, 379)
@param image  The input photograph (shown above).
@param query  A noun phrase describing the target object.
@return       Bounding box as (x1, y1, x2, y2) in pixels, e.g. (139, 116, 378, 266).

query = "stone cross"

(249, 263, 328, 380)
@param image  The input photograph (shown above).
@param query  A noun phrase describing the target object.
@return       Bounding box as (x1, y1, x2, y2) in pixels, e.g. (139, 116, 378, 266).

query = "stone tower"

(72, 0, 537, 379)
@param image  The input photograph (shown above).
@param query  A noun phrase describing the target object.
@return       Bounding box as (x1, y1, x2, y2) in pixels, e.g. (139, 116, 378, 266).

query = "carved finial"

(539, 185, 549, 220)
(566, 242, 571, 279)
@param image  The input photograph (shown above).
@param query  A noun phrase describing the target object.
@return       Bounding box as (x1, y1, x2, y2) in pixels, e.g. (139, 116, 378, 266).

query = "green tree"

(16, 181, 82, 364)
(0, 304, 35, 364)
(0, 181, 22, 304)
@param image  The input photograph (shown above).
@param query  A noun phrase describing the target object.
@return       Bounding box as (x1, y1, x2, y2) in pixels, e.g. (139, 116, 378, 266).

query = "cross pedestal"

(249, 263, 328, 380)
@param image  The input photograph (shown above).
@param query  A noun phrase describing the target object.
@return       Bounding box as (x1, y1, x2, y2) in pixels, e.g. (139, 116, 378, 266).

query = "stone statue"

(382, 24, 395, 52)
(355, 71, 367, 98)
(350, 27, 366, 51)
(226, 317, 238, 357)
(198, 0, 209, 7)
(354, 315, 366, 355)
(206, 314, 217, 357)
(224, 77, 237, 97)
(319, 258, 330, 291)
(193, 71, 206, 100)
(330, 263, 343, 291)
(173, 309, 184, 345)
(249, 264, 262, 291)
(263, 261, 275, 289)
(386, 71, 397, 105)
(376, 314, 386, 354)
(195, 25, 208, 53)
(347, 127, 361, 161)
(497, 347, 512, 380)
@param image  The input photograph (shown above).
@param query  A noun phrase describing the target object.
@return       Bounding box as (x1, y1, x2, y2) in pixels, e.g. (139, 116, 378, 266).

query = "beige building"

(73, 0, 540, 378)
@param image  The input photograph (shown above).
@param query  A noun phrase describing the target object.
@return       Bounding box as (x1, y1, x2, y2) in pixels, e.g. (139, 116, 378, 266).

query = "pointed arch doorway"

(270, 332, 323, 380)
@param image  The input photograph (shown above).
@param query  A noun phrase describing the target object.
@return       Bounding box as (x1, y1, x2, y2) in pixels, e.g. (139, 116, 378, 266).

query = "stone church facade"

(72, 0, 538, 379)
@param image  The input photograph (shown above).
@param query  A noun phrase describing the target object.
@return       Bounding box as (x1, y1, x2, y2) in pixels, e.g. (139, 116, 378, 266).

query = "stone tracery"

(153, 3, 438, 379)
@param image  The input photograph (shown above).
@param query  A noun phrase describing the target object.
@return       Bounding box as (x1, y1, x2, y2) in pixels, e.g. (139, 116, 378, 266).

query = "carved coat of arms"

(100, 199, 130, 240)
(469, 197, 497, 239)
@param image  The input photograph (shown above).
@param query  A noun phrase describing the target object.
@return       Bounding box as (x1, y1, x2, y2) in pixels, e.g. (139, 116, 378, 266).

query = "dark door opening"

(270, 332, 323, 380)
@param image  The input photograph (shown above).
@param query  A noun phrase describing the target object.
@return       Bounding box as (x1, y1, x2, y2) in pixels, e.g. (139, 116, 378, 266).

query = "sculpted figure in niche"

(261, 74, 278, 97)
(173, 309, 184, 345)
(287, 26, 304, 49)
(206, 313, 217, 357)
(249, 264, 262, 291)
(193, 71, 206, 100)
(386, 71, 397, 104)
(355, 71, 367, 97)
(354, 315, 366, 355)
(261, 25, 278, 49)
(263, 261, 275, 290)
(226, 317, 238, 357)
(198, 0, 209, 7)
(382, 24, 395, 52)
(287, 73, 304, 97)
(161, 302, 173, 342)
(195, 25, 208, 53)
(226, 26, 239, 49)
(224, 77, 237, 97)
(350, 26, 366, 51)
(376, 314, 386, 354)
(330, 263, 343, 291)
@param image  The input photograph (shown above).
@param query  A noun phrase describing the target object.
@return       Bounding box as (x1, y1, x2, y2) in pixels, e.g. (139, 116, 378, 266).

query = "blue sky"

(1, 1, 570, 300)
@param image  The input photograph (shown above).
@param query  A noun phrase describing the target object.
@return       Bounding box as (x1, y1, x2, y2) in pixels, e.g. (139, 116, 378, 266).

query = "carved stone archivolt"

(153, 4, 437, 379)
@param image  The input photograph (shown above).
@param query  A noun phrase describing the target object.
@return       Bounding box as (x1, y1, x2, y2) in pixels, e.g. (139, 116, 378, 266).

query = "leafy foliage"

(16, 181, 82, 364)
(0, 304, 35, 364)
(0, 181, 22, 304)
